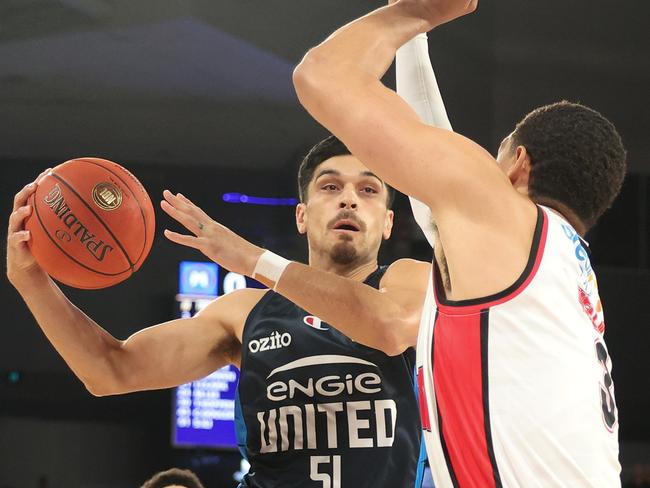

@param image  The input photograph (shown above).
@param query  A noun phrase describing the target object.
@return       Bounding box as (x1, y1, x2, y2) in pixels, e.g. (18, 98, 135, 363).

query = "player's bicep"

(111, 289, 265, 394)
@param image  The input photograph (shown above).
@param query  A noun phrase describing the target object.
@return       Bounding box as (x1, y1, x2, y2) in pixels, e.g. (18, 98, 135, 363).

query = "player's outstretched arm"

(396, 32, 452, 131)
(294, 0, 539, 302)
(7, 179, 253, 396)
(162, 191, 429, 355)
(90, 288, 260, 394)
(161, 190, 431, 355)
(275, 258, 430, 355)
(292, 0, 515, 219)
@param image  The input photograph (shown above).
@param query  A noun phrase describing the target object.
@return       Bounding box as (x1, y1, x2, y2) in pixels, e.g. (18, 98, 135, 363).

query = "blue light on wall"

(222, 193, 297, 206)
(179, 261, 219, 296)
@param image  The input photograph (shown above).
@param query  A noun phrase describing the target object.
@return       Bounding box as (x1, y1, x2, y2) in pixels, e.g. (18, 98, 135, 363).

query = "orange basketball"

(24, 158, 155, 289)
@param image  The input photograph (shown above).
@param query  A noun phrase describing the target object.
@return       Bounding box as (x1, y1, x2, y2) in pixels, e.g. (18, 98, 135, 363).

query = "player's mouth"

(331, 219, 361, 234)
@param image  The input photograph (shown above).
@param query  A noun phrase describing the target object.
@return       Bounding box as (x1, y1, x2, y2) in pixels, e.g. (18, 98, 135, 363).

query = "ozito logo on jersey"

(303, 315, 329, 331)
(248, 331, 292, 354)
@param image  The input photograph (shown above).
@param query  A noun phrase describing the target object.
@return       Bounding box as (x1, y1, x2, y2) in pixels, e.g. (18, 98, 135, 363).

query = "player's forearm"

(396, 33, 452, 130)
(294, 1, 430, 112)
(396, 33, 451, 244)
(10, 268, 124, 394)
(260, 263, 413, 356)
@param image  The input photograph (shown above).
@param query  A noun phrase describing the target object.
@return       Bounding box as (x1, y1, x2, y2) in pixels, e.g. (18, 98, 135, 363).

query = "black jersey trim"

(481, 310, 503, 488)
(434, 206, 546, 308)
(364, 264, 388, 288)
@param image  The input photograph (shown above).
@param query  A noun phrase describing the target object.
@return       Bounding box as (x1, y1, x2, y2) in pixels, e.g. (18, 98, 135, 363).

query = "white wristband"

(253, 250, 291, 290)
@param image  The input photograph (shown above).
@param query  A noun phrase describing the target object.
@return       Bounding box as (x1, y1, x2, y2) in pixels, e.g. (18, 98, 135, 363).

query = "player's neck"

(309, 255, 379, 282)
(534, 198, 587, 236)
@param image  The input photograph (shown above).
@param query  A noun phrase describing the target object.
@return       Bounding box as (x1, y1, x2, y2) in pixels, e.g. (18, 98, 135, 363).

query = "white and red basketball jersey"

(415, 206, 620, 487)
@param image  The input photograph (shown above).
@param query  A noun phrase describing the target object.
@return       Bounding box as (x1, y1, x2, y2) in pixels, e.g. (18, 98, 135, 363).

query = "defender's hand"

(398, 0, 478, 29)
(161, 190, 264, 277)
(6, 169, 51, 284)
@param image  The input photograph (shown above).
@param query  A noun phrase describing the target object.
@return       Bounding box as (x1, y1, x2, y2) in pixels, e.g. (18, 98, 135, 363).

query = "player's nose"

(338, 185, 358, 209)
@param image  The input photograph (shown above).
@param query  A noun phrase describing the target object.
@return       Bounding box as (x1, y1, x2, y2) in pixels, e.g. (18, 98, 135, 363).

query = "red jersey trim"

(432, 309, 502, 487)
(434, 206, 549, 315)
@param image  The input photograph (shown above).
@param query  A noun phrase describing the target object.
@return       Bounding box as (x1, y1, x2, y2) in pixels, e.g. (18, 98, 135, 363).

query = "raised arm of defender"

(292, 0, 513, 215)
(293, 0, 539, 301)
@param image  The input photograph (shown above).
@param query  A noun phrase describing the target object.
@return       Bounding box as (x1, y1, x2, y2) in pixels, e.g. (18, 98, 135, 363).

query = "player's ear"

(507, 145, 532, 191)
(383, 209, 394, 240)
(296, 202, 307, 234)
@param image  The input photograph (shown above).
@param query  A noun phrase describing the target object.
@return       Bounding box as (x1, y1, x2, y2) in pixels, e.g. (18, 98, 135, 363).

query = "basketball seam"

(79, 158, 150, 265)
(50, 172, 135, 273)
(33, 193, 131, 278)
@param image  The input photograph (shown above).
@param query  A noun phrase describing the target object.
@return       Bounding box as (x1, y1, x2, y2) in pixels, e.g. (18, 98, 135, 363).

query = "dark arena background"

(0, 1, 648, 486)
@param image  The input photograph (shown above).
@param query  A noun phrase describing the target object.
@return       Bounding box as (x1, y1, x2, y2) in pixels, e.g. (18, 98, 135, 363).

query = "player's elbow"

(85, 373, 138, 397)
(293, 49, 335, 107)
(83, 349, 134, 397)
(84, 378, 120, 397)
(377, 317, 416, 357)
(379, 334, 408, 357)
(293, 51, 319, 105)
(85, 383, 110, 397)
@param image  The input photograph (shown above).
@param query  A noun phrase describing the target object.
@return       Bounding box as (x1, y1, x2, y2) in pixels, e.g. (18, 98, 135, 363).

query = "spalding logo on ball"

(41, 183, 115, 262)
(25, 158, 156, 289)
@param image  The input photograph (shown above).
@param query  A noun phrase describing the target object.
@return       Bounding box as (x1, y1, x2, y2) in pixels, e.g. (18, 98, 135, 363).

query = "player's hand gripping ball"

(24, 158, 155, 289)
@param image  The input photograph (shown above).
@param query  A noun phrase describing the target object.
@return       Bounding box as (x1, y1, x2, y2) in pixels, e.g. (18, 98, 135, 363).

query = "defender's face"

(496, 135, 516, 174)
(296, 155, 394, 265)
(496, 133, 535, 195)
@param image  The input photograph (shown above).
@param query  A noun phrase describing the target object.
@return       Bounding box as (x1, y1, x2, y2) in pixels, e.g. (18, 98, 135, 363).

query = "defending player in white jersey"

(293, 0, 626, 486)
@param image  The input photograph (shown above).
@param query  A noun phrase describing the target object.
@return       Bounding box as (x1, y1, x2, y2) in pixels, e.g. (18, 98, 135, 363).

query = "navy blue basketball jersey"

(235, 266, 421, 487)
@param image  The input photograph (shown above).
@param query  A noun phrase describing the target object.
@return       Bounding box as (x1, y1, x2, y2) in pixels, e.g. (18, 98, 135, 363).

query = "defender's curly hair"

(511, 101, 626, 229)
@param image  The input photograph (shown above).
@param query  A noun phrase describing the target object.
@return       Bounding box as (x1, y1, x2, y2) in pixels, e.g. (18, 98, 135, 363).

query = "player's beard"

(330, 236, 358, 265)
(326, 210, 365, 265)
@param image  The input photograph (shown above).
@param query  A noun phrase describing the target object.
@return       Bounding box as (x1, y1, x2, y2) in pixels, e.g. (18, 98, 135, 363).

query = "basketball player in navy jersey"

(7, 138, 430, 487)
(288, 0, 627, 486)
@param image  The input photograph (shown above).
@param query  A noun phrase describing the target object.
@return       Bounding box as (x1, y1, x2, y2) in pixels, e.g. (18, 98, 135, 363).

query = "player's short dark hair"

(298, 135, 395, 208)
(140, 468, 205, 488)
(511, 101, 626, 230)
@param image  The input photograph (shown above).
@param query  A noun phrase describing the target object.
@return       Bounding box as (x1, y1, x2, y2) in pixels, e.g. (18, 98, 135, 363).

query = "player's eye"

(361, 186, 378, 194)
(322, 184, 339, 191)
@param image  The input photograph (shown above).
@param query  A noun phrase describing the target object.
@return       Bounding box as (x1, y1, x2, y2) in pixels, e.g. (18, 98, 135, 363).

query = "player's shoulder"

(196, 288, 270, 322)
(226, 287, 271, 301)
(386, 258, 431, 273)
(381, 258, 431, 287)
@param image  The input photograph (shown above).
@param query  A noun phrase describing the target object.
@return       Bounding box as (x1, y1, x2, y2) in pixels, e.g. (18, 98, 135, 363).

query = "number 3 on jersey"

(310, 455, 341, 488)
(595, 339, 617, 431)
